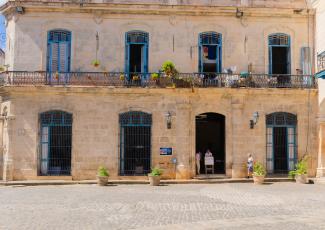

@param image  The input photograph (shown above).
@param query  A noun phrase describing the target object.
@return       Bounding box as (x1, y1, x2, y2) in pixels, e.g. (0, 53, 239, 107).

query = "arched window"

(40, 111, 72, 176)
(266, 112, 297, 174)
(47, 30, 71, 73)
(125, 31, 149, 74)
(268, 33, 291, 74)
(119, 111, 152, 176)
(199, 32, 222, 73)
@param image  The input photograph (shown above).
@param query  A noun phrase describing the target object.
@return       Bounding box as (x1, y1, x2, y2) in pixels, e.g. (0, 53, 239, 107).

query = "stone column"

(230, 99, 246, 178)
(2, 116, 14, 181)
(175, 103, 191, 179)
(317, 122, 325, 179)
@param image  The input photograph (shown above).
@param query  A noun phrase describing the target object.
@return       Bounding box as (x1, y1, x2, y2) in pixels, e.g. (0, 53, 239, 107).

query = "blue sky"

(0, 0, 6, 50)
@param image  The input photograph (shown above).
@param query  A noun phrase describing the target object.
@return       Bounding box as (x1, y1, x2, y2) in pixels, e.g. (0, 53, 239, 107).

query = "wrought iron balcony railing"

(0, 71, 317, 89)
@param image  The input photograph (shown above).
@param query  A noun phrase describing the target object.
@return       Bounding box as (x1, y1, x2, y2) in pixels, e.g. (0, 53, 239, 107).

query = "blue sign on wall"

(160, 147, 172, 156)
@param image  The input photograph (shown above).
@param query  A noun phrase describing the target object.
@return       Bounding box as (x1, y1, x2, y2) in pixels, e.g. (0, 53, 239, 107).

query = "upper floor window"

(125, 31, 149, 73)
(47, 30, 71, 73)
(318, 51, 325, 73)
(198, 32, 222, 73)
(268, 33, 291, 74)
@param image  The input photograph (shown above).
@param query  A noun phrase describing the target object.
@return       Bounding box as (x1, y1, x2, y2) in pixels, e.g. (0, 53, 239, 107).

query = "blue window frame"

(266, 112, 297, 174)
(40, 111, 72, 176)
(125, 31, 149, 74)
(47, 30, 71, 73)
(119, 111, 152, 176)
(199, 32, 222, 73)
(268, 33, 291, 74)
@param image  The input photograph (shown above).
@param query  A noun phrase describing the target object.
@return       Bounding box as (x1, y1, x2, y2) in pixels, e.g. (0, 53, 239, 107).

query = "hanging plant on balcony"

(92, 32, 100, 68)
(92, 60, 100, 68)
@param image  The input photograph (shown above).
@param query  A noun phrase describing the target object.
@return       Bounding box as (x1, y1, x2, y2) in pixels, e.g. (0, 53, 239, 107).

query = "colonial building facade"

(0, 0, 318, 181)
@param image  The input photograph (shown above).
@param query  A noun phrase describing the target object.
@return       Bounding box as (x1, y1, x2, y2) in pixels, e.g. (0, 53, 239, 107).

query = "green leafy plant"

(253, 162, 266, 176)
(289, 156, 308, 179)
(149, 167, 163, 176)
(92, 60, 100, 67)
(97, 166, 109, 177)
(161, 60, 178, 78)
(119, 74, 125, 81)
(151, 73, 159, 80)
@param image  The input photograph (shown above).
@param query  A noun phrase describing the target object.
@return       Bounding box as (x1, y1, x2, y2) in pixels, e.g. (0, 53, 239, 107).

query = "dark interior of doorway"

(48, 126, 72, 175)
(121, 126, 151, 176)
(196, 113, 225, 174)
(272, 47, 288, 74)
(129, 44, 143, 73)
(273, 127, 288, 173)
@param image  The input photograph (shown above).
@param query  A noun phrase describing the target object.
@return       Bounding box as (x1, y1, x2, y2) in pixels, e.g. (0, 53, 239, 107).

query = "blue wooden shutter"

(266, 127, 274, 173)
(47, 30, 71, 73)
(142, 44, 148, 73)
(287, 127, 296, 171)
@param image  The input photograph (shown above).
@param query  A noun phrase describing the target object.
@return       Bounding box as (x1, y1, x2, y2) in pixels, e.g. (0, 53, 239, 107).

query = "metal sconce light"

(165, 112, 172, 129)
(236, 8, 243, 18)
(250, 112, 259, 129)
(16, 6, 25, 14)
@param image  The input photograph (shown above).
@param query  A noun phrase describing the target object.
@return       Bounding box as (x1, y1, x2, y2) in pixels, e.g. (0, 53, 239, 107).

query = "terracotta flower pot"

(97, 175, 109, 186)
(253, 175, 265, 185)
(295, 174, 308, 184)
(148, 175, 160, 186)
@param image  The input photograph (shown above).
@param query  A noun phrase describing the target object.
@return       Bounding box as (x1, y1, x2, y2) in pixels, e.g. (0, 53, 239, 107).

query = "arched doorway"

(195, 113, 225, 174)
(119, 111, 152, 176)
(266, 112, 297, 174)
(39, 111, 72, 176)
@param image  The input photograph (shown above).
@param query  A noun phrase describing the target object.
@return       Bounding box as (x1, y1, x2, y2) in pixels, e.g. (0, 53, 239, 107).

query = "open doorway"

(195, 113, 225, 174)
(271, 46, 289, 74)
(129, 44, 143, 73)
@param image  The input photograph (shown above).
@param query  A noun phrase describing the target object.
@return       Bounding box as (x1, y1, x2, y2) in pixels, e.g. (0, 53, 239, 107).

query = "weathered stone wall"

(2, 87, 318, 180)
(5, 7, 314, 74)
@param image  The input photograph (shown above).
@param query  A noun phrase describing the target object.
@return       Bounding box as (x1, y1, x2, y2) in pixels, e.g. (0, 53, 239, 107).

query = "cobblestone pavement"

(1, 182, 325, 229)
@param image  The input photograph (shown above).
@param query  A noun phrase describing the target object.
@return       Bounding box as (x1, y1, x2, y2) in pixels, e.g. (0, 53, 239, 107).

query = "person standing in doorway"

(196, 152, 201, 175)
(247, 154, 254, 179)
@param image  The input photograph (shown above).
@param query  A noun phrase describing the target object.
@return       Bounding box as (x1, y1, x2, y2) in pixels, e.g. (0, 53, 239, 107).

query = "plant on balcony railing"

(161, 60, 178, 78)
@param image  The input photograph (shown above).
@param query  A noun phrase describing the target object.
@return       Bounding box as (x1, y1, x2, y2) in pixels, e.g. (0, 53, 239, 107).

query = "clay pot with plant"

(148, 167, 163, 186)
(289, 156, 309, 184)
(97, 166, 109, 186)
(92, 60, 100, 68)
(253, 162, 266, 185)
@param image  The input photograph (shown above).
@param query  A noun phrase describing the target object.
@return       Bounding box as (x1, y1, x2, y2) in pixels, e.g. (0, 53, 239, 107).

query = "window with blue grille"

(266, 112, 297, 174)
(125, 31, 149, 74)
(198, 32, 222, 73)
(40, 111, 72, 176)
(47, 30, 71, 73)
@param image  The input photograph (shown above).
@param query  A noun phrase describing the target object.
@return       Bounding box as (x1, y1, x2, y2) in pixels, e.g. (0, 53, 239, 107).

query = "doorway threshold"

(194, 174, 230, 180)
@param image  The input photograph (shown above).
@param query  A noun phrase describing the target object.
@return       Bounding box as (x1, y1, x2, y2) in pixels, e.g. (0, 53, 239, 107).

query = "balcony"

(0, 72, 317, 89)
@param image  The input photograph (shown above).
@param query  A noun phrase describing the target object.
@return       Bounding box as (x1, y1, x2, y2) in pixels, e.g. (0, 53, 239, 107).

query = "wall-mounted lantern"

(165, 112, 172, 129)
(236, 8, 244, 18)
(250, 112, 259, 129)
(16, 6, 25, 14)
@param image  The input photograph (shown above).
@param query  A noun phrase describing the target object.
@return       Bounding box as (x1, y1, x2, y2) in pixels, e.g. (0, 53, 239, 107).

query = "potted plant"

(92, 60, 100, 68)
(148, 167, 163, 186)
(289, 156, 309, 184)
(119, 74, 125, 81)
(253, 162, 266, 185)
(132, 75, 140, 81)
(97, 166, 109, 186)
(161, 60, 178, 78)
(151, 73, 159, 81)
